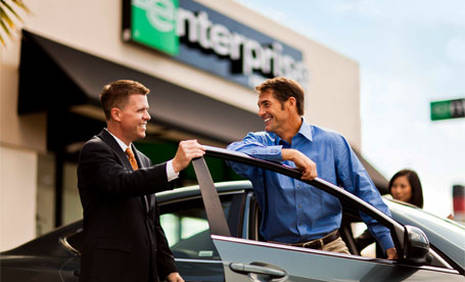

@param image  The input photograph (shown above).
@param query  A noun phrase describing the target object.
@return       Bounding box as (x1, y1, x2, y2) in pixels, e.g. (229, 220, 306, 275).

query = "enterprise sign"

(123, 0, 309, 90)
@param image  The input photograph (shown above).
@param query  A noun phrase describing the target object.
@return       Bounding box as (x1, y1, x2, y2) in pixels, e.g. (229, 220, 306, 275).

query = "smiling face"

(116, 94, 151, 144)
(258, 90, 291, 135)
(390, 175, 413, 203)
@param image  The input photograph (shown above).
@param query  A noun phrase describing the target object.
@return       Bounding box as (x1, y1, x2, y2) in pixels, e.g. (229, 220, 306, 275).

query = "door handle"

(230, 262, 286, 278)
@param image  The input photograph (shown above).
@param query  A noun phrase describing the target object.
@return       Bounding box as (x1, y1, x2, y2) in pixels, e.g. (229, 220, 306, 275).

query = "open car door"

(193, 146, 462, 281)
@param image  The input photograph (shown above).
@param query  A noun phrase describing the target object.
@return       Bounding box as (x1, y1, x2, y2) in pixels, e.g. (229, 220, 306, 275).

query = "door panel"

(212, 235, 463, 281)
(193, 151, 463, 281)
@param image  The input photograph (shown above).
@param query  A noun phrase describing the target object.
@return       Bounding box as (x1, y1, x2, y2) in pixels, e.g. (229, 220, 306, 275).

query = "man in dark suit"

(77, 80, 205, 282)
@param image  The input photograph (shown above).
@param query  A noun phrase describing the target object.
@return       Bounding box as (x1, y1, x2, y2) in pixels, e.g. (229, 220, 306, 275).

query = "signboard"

(122, 0, 309, 90)
(430, 98, 465, 121)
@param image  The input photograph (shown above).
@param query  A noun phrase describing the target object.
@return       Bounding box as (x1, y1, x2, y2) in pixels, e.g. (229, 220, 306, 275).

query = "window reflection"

(160, 198, 232, 260)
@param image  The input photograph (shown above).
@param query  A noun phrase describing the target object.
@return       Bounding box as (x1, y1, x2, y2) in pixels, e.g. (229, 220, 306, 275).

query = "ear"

(287, 97, 297, 109)
(110, 107, 122, 122)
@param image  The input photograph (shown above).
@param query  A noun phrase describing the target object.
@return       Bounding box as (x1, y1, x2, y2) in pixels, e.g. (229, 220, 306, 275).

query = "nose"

(144, 110, 151, 121)
(258, 106, 265, 117)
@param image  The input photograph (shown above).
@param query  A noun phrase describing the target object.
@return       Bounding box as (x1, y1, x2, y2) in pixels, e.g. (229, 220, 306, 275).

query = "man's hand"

(172, 140, 206, 173)
(386, 247, 398, 260)
(282, 149, 317, 180)
(166, 272, 184, 282)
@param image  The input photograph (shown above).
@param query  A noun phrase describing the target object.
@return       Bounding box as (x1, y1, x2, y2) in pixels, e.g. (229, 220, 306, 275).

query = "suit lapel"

(97, 129, 149, 213)
(97, 129, 132, 170)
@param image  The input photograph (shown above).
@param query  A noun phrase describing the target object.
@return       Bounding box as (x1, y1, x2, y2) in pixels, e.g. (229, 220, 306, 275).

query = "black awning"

(18, 30, 263, 144)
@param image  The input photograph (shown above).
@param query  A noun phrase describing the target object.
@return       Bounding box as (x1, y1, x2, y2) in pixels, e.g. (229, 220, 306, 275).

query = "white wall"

(0, 146, 37, 251)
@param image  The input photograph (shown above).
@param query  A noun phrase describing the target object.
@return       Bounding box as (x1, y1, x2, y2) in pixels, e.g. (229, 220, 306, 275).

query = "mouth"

(139, 123, 147, 130)
(263, 117, 272, 125)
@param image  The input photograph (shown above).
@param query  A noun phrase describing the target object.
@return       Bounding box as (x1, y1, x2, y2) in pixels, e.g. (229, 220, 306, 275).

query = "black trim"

(192, 158, 231, 237)
(122, 0, 131, 39)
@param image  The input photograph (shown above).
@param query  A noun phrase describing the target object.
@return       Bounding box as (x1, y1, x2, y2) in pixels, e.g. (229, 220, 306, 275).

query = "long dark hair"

(388, 169, 424, 208)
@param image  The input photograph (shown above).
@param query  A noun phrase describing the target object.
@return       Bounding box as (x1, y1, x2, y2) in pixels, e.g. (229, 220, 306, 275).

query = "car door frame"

(192, 146, 463, 280)
(194, 146, 406, 253)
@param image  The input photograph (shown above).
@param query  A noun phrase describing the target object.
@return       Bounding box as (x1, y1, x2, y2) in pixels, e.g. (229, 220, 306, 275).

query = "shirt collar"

(272, 118, 313, 145)
(297, 118, 313, 142)
(105, 128, 131, 152)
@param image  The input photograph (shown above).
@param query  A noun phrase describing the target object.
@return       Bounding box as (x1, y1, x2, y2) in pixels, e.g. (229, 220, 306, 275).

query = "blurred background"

(236, 0, 465, 221)
(1, 0, 463, 252)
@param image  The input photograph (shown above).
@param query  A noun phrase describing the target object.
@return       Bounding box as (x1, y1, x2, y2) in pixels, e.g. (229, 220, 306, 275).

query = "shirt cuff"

(166, 160, 179, 182)
(377, 233, 395, 252)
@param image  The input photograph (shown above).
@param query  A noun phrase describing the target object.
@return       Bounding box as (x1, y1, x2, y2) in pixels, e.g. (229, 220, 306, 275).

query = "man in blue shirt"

(227, 77, 397, 259)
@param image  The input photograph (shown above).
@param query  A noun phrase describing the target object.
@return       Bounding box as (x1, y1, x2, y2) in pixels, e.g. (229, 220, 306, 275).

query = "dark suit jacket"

(77, 129, 177, 282)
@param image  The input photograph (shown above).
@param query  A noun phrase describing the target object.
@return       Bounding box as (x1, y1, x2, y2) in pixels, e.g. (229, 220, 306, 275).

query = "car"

(1, 146, 464, 281)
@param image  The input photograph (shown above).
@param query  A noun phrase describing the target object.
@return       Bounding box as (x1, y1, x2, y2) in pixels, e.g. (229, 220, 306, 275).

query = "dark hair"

(255, 77, 305, 115)
(99, 80, 150, 120)
(388, 169, 424, 208)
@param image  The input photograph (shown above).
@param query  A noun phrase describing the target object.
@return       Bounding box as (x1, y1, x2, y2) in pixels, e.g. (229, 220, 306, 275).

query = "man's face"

(118, 94, 151, 143)
(257, 90, 292, 134)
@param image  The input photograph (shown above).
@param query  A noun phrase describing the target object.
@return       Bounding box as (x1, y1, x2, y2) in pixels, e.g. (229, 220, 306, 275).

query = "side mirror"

(402, 225, 431, 265)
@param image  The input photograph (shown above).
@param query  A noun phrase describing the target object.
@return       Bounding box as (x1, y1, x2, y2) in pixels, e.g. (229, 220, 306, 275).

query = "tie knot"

(125, 147, 134, 157)
(125, 147, 138, 170)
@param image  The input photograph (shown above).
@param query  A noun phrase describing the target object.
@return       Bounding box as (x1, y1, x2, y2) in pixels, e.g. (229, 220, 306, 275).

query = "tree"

(0, 0, 29, 46)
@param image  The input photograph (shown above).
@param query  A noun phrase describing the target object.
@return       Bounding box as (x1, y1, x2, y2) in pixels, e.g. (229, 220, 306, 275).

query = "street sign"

(430, 98, 465, 121)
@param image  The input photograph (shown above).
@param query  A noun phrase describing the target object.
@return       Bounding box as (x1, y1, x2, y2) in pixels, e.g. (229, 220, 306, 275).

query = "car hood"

(386, 198, 465, 271)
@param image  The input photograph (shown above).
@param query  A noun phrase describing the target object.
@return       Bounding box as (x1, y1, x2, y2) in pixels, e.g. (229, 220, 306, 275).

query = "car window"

(159, 194, 238, 260)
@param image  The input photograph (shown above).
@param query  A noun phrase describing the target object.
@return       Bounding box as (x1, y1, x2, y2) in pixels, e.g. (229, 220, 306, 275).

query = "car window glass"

(159, 195, 233, 260)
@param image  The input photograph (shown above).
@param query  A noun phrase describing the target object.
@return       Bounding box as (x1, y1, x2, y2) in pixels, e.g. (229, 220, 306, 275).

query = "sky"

(235, 0, 465, 217)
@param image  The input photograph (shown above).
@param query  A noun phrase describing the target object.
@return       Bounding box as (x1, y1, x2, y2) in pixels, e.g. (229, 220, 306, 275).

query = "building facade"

(0, 0, 364, 251)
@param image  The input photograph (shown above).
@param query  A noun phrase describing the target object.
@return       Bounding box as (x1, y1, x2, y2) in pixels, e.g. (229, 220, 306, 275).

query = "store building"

(0, 0, 385, 251)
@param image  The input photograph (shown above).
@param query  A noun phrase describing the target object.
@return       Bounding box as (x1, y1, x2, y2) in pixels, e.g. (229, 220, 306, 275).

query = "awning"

(18, 30, 264, 144)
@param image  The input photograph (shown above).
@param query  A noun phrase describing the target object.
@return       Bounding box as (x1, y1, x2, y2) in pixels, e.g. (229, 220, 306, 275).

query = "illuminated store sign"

(123, 0, 308, 89)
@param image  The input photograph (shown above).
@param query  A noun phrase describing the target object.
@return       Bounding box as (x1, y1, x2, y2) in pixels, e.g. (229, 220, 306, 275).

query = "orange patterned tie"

(126, 147, 149, 212)
(125, 147, 139, 170)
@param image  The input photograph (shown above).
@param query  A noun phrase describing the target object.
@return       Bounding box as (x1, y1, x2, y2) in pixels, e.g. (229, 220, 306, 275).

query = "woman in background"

(389, 169, 424, 208)
(355, 169, 424, 257)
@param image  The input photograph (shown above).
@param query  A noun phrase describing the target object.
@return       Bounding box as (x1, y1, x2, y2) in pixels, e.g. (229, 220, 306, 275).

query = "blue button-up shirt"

(227, 121, 394, 252)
